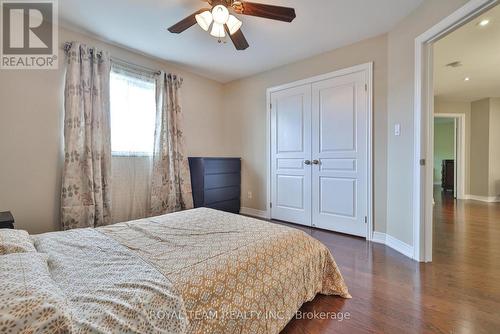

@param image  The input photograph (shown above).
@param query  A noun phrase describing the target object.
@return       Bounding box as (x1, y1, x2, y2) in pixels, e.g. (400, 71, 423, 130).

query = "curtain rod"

(112, 57, 162, 76)
(63, 42, 162, 76)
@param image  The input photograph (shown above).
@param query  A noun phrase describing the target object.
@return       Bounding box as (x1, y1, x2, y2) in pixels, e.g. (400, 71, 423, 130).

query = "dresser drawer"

(204, 186, 240, 205)
(204, 159, 241, 174)
(0, 211, 14, 229)
(205, 173, 240, 189)
(0, 222, 14, 229)
(206, 199, 240, 214)
(189, 157, 241, 214)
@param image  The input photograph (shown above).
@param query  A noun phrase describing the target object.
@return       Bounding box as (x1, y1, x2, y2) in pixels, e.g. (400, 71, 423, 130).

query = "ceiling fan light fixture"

(210, 22, 226, 38)
(167, 1, 295, 50)
(195, 10, 213, 31)
(226, 15, 242, 35)
(212, 5, 230, 24)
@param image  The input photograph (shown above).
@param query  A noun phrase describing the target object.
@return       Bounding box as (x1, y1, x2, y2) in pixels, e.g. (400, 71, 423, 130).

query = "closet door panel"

(270, 84, 312, 226)
(312, 71, 368, 237)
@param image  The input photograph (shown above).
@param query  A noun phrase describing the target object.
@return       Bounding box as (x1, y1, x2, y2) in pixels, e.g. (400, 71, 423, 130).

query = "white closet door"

(271, 84, 312, 226)
(311, 71, 368, 237)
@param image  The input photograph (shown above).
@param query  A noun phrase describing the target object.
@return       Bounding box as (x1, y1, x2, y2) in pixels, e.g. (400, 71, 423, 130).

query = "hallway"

(432, 188, 500, 331)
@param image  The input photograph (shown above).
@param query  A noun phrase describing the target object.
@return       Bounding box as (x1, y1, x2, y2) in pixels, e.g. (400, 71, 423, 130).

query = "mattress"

(32, 208, 350, 333)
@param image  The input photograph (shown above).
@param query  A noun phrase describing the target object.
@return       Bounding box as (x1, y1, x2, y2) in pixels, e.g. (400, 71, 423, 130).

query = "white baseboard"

(242, 212, 416, 260)
(371, 231, 414, 259)
(240, 207, 270, 219)
(371, 231, 386, 244)
(464, 194, 500, 203)
(385, 234, 414, 259)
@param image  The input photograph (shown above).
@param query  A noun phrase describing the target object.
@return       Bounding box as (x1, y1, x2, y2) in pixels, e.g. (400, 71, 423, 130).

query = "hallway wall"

(470, 99, 491, 197)
(470, 98, 500, 198)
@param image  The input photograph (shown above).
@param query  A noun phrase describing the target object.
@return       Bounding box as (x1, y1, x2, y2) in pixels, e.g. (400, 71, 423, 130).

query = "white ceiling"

(434, 4, 500, 102)
(59, 0, 423, 83)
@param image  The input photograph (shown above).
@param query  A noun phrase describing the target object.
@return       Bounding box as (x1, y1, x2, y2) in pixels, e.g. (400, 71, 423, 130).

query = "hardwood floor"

(277, 188, 500, 333)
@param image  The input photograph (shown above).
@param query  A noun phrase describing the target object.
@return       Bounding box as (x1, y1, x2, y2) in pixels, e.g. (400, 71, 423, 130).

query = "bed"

(0, 208, 350, 334)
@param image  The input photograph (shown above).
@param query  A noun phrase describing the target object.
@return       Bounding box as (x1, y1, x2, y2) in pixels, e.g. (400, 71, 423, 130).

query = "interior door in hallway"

(311, 71, 368, 237)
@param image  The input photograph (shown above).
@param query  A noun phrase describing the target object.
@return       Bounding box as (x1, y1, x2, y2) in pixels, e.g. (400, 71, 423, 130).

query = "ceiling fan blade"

(235, 2, 296, 22)
(168, 9, 208, 33)
(225, 25, 249, 50)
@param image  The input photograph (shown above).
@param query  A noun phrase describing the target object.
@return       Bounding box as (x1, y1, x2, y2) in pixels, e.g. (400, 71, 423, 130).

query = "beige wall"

(468, 97, 500, 198)
(470, 99, 490, 197)
(489, 98, 500, 198)
(222, 34, 388, 233)
(0, 27, 226, 234)
(386, 0, 469, 245)
(434, 99, 471, 193)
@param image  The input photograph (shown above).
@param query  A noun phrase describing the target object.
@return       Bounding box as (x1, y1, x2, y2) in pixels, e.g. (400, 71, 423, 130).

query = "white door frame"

(266, 62, 374, 240)
(433, 113, 466, 200)
(413, 0, 498, 262)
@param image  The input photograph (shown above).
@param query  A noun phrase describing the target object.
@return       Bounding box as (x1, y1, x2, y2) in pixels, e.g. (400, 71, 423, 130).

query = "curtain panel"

(150, 73, 193, 215)
(61, 42, 112, 230)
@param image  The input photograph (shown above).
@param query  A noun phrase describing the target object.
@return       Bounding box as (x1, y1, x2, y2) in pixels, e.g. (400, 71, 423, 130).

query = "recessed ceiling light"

(478, 19, 490, 26)
(464, 77, 470, 82)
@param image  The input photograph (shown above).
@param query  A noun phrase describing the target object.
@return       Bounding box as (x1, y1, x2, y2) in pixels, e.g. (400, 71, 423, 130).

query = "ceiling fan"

(167, 0, 296, 50)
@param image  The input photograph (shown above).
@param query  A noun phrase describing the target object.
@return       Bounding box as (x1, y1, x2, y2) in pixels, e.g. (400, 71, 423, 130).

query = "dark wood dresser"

(441, 159, 455, 192)
(188, 157, 241, 214)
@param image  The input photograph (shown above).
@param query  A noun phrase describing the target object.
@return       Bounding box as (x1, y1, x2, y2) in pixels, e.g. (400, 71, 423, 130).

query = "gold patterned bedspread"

(99, 208, 350, 334)
(33, 228, 189, 333)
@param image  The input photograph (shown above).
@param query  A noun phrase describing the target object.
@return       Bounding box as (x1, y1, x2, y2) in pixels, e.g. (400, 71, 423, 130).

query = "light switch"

(394, 123, 401, 136)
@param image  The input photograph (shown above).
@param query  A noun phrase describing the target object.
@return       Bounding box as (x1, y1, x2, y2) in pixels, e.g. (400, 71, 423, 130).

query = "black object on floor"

(0, 211, 14, 229)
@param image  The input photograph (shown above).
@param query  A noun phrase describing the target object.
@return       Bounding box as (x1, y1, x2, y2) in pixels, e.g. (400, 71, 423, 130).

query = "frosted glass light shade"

(212, 5, 229, 24)
(195, 11, 213, 31)
(226, 15, 242, 35)
(210, 22, 226, 38)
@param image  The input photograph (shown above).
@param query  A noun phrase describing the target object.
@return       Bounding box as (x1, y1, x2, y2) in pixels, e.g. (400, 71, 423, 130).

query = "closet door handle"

(304, 160, 312, 165)
(312, 159, 320, 165)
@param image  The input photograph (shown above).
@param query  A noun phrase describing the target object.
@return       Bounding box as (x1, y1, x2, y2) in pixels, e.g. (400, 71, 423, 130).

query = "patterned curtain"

(61, 42, 112, 230)
(150, 73, 193, 216)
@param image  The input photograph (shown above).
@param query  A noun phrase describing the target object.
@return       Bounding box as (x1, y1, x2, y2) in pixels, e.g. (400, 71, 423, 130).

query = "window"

(110, 68, 156, 156)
